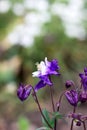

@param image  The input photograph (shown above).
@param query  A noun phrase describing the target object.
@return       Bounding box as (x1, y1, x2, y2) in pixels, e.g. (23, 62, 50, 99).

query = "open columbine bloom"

(65, 90, 79, 106)
(32, 57, 60, 86)
(79, 67, 87, 90)
(17, 83, 32, 101)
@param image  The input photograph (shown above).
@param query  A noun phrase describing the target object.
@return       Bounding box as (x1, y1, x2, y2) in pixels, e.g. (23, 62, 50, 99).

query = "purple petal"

(39, 75, 53, 86)
(84, 67, 87, 73)
(50, 59, 60, 71)
(34, 80, 47, 92)
(79, 73, 84, 79)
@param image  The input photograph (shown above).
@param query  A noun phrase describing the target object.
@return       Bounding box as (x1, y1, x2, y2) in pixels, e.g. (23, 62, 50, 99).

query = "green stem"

(49, 86, 56, 130)
(49, 86, 55, 112)
(31, 86, 53, 129)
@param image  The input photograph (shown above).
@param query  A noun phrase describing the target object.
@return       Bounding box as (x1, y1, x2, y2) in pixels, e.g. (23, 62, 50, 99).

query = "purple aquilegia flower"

(32, 57, 60, 86)
(79, 91, 87, 103)
(65, 90, 79, 106)
(17, 83, 32, 101)
(79, 67, 87, 90)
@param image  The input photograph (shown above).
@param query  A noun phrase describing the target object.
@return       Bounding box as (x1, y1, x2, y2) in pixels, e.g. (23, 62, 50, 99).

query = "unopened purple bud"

(17, 83, 32, 101)
(65, 80, 74, 88)
(65, 90, 79, 106)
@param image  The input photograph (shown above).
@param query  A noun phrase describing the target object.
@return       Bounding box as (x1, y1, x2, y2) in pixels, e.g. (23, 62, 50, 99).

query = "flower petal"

(34, 80, 46, 92)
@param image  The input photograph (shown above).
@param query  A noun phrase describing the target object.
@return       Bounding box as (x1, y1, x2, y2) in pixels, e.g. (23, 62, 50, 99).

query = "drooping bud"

(65, 80, 74, 88)
(65, 90, 79, 106)
(17, 83, 32, 101)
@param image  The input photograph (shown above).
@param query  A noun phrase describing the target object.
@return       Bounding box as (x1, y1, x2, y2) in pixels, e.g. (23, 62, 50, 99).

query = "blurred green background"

(0, 0, 87, 129)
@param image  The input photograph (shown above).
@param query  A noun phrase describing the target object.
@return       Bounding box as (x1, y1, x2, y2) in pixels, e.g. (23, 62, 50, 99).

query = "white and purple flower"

(32, 57, 60, 90)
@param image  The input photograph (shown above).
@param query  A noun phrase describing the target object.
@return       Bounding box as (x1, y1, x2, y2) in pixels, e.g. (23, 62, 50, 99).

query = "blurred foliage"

(0, 11, 17, 39)
(0, 0, 87, 98)
(18, 116, 30, 130)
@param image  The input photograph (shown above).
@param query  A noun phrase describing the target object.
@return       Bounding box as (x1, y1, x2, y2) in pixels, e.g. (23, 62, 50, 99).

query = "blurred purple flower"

(79, 67, 87, 90)
(17, 83, 32, 101)
(79, 91, 87, 103)
(32, 57, 60, 85)
(65, 90, 79, 106)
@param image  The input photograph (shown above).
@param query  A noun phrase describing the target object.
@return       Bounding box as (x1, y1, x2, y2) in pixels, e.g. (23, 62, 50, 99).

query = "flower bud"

(65, 80, 74, 88)
(17, 83, 32, 101)
(65, 90, 79, 106)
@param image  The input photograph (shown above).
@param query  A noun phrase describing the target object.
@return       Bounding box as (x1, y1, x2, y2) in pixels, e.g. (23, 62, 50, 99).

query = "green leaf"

(52, 112, 63, 119)
(42, 109, 54, 128)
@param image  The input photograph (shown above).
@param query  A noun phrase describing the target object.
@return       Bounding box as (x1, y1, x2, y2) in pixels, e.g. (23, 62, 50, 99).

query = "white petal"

(45, 57, 51, 67)
(40, 61, 47, 75)
(32, 71, 40, 77)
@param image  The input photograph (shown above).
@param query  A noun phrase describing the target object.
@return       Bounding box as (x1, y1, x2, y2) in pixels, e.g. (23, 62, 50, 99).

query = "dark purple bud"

(76, 120, 81, 126)
(79, 91, 87, 103)
(65, 80, 74, 88)
(17, 83, 32, 101)
(65, 90, 79, 106)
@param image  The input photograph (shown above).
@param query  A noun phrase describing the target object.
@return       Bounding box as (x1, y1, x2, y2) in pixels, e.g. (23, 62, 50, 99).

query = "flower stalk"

(31, 86, 53, 129)
(83, 121, 86, 130)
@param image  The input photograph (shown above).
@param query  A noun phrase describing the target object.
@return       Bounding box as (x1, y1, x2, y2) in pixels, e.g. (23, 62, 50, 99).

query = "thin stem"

(49, 86, 56, 130)
(49, 86, 55, 112)
(31, 86, 53, 129)
(70, 119, 74, 130)
(57, 91, 66, 112)
(83, 121, 86, 130)
(54, 91, 66, 130)
(70, 107, 76, 130)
